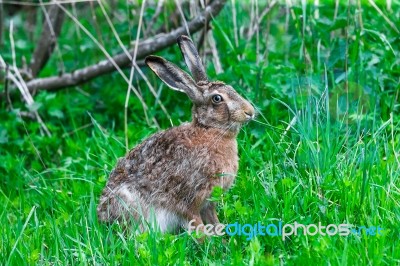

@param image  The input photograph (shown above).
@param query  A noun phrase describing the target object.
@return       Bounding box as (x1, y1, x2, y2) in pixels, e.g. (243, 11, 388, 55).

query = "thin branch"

(208, 30, 223, 74)
(1, 0, 96, 6)
(95, 0, 152, 130)
(3, 22, 51, 136)
(90, 1, 104, 47)
(5, 64, 13, 110)
(247, 0, 278, 40)
(175, 0, 191, 38)
(29, 3, 65, 77)
(20, 0, 226, 94)
(125, 0, 147, 150)
(145, 0, 165, 37)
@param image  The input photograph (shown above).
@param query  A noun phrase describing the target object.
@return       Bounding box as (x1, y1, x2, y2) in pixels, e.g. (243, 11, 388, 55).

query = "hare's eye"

(212, 94, 223, 104)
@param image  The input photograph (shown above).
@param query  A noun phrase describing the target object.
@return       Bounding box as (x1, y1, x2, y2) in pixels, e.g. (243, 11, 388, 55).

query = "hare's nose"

(242, 101, 255, 121)
(244, 109, 255, 120)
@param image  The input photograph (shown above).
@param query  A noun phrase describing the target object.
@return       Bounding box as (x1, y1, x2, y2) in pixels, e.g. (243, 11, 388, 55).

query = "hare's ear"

(177, 35, 208, 82)
(145, 55, 203, 103)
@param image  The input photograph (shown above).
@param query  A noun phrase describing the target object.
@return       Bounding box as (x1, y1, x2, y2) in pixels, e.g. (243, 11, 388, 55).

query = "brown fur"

(97, 36, 254, 233)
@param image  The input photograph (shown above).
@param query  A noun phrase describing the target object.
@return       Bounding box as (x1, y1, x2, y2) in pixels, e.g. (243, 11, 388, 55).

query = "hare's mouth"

(244, 112, 255, 121)
(232, 112, 255, 124)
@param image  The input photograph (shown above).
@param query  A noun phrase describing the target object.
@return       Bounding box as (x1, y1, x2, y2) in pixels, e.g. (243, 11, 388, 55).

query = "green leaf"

(49, 109, 64, 119)
(0, 129, 8, 144)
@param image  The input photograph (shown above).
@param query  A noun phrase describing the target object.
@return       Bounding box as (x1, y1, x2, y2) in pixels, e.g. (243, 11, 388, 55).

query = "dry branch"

(247, 0, 278, 40)
(21, 0, 226, 94)
(29, 4, 65, 77)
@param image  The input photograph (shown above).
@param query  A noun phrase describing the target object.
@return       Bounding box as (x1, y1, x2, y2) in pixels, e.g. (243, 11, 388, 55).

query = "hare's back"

(108, 124, 238, 189)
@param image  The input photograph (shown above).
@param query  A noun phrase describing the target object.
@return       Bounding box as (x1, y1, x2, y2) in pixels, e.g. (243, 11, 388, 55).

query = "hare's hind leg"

(200, 202, 219, 225)
(97, 184, 148, 225)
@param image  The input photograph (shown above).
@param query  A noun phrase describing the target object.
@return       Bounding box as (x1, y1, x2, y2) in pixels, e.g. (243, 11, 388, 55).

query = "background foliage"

(0, 0, 399, 265)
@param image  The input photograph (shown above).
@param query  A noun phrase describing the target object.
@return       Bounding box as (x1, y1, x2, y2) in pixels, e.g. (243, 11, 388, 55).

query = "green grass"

(1, 1, 399, 265)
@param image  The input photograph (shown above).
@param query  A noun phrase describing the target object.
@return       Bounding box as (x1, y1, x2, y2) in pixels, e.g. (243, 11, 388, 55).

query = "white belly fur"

(152, 208, 182, 233)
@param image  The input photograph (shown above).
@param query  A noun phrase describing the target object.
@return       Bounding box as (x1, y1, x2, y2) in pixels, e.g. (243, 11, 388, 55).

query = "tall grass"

(0, 0, 399, 265)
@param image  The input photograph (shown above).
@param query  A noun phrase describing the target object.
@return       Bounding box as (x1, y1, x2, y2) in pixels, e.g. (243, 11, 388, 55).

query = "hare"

(97, 35, 255, 234)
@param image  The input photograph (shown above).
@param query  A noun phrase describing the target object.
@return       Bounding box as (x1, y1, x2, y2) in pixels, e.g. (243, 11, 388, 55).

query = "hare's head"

(145, 35, 254, 134)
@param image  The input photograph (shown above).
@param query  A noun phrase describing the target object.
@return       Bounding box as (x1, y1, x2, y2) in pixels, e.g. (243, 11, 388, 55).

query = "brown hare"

(97, 35, 255, 234)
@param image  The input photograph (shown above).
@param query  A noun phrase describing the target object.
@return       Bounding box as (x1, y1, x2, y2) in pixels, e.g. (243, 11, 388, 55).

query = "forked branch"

(21, 0, 226, 93)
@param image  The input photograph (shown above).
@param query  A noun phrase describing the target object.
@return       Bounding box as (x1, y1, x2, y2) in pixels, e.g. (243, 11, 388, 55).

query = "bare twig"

(52, 2, 149, 114)
(29, 3, 65, 77)
(145, 0, 165, 36)
(1, 0, 96, 6)
(194, 0, 209, 52)
(5, 64, 13, 110)
(25, 5, 36, 41)
(196, 22, 209, 52)
(124, 0, 147, 150)
(18, 111, 36, 120)
(99, 0, 168, 132)
(175, 0, 191, 37)
(3, 0, 226, 96)
(3, 22, 51, 137)
(247, 0, 277, 40)
(71, 1, 81, 39)
(207, 31, 223, 74)
(90, 1, 104, 47)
